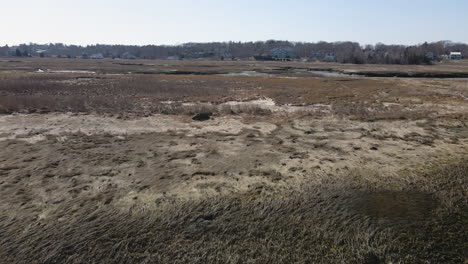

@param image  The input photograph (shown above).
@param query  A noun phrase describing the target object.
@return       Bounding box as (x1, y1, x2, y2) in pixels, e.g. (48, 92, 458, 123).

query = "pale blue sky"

(1, 0, 467, 46)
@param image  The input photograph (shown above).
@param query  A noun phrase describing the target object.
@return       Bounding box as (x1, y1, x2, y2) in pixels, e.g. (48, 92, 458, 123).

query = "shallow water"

(221, 71, 272, 77)
(307, 70, 354, 77)
(35, 69, 96, 74)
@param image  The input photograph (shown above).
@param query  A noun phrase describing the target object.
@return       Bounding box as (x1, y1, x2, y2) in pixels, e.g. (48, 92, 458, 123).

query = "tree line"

(0, 40, 466, 65)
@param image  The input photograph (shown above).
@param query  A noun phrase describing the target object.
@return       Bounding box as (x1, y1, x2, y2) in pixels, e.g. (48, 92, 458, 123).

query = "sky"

(1, 0, 467, 46)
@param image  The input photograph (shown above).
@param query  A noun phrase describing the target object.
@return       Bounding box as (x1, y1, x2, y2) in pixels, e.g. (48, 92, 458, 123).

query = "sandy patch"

(0, 113, 277, 143)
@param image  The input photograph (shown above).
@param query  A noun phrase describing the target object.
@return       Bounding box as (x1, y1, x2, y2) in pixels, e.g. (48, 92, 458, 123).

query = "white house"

(121, 52, 137, 59)
(269, 47, 295, 60)
(167, 55, 181, 60)
(449, 52, 462, 60)
(90, 53, 104, 59)
(324, 53, 337, 62)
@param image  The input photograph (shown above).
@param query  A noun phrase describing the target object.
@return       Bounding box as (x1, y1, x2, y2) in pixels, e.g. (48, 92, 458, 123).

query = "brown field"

(0, 58, 467, 263)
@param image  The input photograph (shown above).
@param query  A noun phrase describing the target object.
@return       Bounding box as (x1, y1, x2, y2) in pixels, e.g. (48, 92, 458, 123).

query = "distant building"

(221, 53, 233, 60)
(440, 54, 449, 60)
(90, 53, 104, 59)
(310, 51, 323, 59)
(186, 51, 213, 59)
(167, 55, 181, 60)
(269, 47, 295, 60)
(323, 53, 336, 62)
(450, 52, 462, 60)
(425, 52, 435, 60)
(121, 52, 137, 59)
(310, 51, 336, 62)
(8, 47, 17, 56)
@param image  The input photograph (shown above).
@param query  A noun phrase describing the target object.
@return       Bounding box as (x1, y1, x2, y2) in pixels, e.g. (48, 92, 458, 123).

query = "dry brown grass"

(331, 103, 433, 121)
(0, 73, 261, 115)
(0, 159, 466, 264)
(0, 59, 467, 263)
(2, 57, 468, 75)
(0, 70, 466, 119)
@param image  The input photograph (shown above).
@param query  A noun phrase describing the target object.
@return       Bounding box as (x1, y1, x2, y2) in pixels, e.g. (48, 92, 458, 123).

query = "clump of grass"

(332, 103, 432, 121)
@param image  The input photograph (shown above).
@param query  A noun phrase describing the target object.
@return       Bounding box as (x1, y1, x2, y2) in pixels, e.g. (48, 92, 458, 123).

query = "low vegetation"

(0, 60, 467, 264)
(1, 61, 467, 120)
(1, 159, 466, 264)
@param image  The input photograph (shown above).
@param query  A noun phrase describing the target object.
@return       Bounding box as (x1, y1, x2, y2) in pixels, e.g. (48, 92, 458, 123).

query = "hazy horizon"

(2, 0, 468, 46)
(2, 39, 468, 48)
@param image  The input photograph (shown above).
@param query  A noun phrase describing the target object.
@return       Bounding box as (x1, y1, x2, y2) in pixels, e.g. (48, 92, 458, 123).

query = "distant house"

(8, 47, 18, 56)
(425, 52, 434, 60)
(310, 51, 323, 59)
(90, 53, 104, 59)
(269, 47, 295, 60)
(221, 53, 233, 60)
(121, 52, 137, 59)
(449, 52, 462, 60)
(167, 55, 181, 60)
(323, 53, 336, 62)
(187, 51, 213, 59)
(310, 51, 336, 62)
